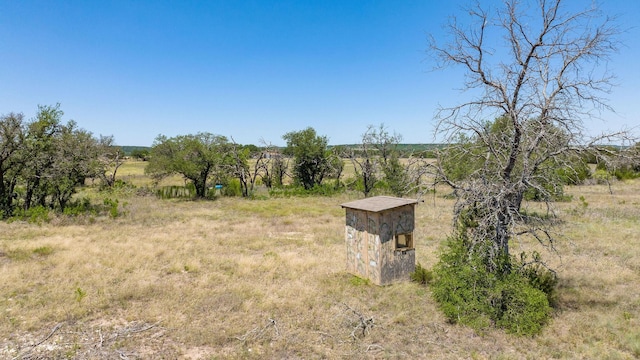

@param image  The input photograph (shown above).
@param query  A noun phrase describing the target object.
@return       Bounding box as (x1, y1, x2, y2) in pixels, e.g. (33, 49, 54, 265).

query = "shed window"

(395, 233, 413, 249)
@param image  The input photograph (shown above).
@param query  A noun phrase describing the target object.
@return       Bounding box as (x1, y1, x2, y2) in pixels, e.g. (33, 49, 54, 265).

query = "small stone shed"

(340, 196, 418, 286)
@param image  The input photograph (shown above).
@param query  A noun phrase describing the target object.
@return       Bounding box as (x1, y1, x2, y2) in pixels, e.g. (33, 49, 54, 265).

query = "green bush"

(410, 262, 433, 285)
(593, 169, 611, 184)
(10, 205, 50, 224)
(431, 238, 496, 331)
(344, 176, 364, 193)
(613, 167, 640, 180)
(557, 160, 591, 185)
(520, 260, 559, 307)
(9, 196, 129, 221)
(595, 162, 640, 181)
(523, 180, 572, 202)
(103, 198, 126, 218)
(523, 160, 586, 202)
(492, 273, 552, 335)
(307, 183, 343, 196)
(431, 236, 554, 336)
(63, 197, 97, 217)
(222, 179, 243, 197)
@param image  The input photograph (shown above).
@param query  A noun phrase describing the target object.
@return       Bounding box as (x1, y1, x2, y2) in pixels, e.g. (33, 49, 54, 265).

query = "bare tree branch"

(429, 0, 632, 270)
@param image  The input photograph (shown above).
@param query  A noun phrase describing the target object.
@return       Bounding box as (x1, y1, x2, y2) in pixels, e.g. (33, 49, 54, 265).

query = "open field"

(1, 163, 639, 359)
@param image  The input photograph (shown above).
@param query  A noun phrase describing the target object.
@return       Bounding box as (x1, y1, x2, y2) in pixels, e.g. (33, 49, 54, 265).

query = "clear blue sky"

(1, 0, 638, 146)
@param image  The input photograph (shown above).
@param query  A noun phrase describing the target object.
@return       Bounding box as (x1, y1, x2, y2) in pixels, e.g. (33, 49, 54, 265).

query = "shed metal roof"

(340, 196, 418, 213)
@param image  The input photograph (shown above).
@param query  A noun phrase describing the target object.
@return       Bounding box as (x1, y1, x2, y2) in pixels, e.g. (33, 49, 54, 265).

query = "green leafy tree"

(1, 105, 114, 217)
(282, 127, 330, 190)
(382, 152, 409, 197)
(441, 117, 591, 201)
(0, 112, 26, 218)
(22, 108, 104, 211)
(130, 148, 150, 161)
(22, 104, 65, 209)
(146, 132, 229, 198)
(47, 121, 101, 210)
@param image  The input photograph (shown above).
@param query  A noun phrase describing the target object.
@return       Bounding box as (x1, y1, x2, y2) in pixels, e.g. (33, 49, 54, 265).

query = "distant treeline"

(122, 144, 446, 158)
(122, 143, 631, 161)
(121, 146, 151, 156)
(334, 143, 445, 151)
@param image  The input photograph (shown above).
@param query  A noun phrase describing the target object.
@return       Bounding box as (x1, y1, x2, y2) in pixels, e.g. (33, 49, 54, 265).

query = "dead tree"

(348, 124, 404, 197)
(430, 0, 632, 273)
(97, 135, 125, 188)
(228, 139, 276, 197)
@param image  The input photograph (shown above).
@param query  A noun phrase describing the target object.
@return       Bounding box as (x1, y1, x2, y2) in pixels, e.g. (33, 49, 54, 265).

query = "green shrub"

(431, 238, 496, 331)
(349, 276, 371, 286)
(431, 235, 554, 336)
(523, 181, 572, 202)
(613, 167, 640, 180)
(103, 198, 126, 218)
(344, 176, 365, 193)
(557, 160, 591, 185)
(593, 169, 611, 184)
(523, 163, 579, 202)
(11, 205, 50, 224)
(222, 179, 243, 197)
(410, 262, 433, 285)
(307, 183, 343, 196)
(63, 197, 97, 216)
(492, 273, 552, 335)
(101, 179, 137, 193)
(520, 261, 559, 307)
(595, 162, 640, 181)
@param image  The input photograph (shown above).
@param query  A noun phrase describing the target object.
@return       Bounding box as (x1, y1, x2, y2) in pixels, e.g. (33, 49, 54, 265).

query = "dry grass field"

(1, 161, 639, 359)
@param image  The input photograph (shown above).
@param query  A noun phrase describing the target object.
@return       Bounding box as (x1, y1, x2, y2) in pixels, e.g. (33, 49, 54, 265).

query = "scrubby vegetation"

(3, 103, 639, 356)
(431, 232, 557, 336)
(1, 162, 639, 358)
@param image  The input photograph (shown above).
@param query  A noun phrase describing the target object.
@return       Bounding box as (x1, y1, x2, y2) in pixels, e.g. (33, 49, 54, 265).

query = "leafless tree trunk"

(347, 125, 382, 197)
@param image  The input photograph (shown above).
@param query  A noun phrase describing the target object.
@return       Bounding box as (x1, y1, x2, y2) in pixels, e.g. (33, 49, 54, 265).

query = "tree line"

(0, 101, 436, 221)
(2, 103, 636, 221)
(144, 125, 430, 199)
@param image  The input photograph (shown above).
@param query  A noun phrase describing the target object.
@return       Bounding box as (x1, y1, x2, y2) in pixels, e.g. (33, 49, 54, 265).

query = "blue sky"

(1, 0, 638, 146)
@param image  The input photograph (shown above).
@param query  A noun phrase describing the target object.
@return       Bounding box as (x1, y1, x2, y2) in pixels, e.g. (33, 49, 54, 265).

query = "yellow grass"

(1, 164, 639, 359)
(117, 160, 186, 188)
